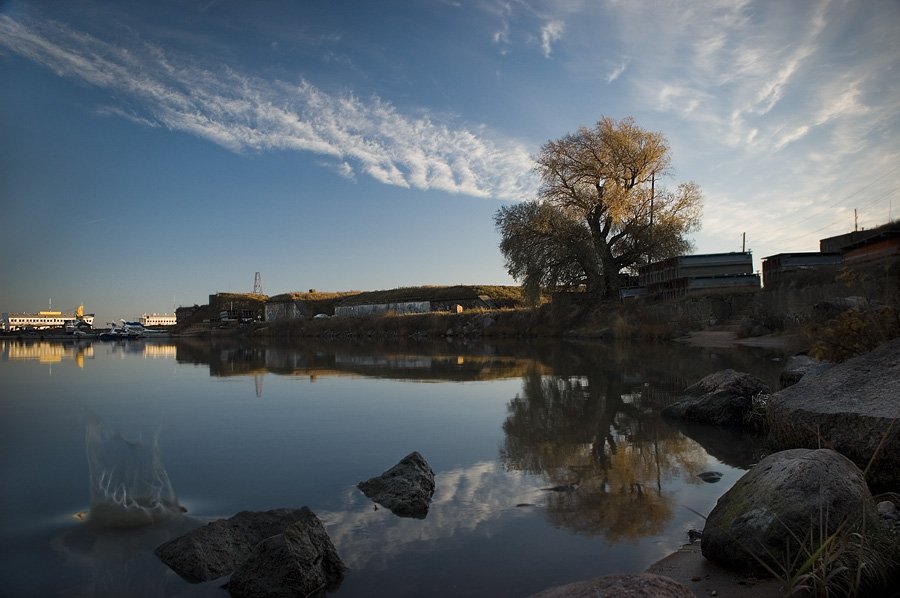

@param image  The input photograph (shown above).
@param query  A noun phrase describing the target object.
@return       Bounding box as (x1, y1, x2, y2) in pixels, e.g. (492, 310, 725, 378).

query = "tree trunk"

(589, 225, 623, 300)
(585, 269, 604, 297)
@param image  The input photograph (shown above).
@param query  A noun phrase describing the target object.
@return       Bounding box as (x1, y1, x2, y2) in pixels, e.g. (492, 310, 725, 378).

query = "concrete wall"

(265, 302, 304, 322)
(335, 301, 431, 318)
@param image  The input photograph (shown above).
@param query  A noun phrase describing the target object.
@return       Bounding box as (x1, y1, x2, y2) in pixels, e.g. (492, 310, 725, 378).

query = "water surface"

(0, 337, 784, 597)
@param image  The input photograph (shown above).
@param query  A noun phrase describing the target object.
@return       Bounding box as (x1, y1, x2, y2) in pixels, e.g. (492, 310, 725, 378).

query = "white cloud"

(0, 15, 537, 201)
(318, 160, 357, 181)
(95, 105, 160, 128)
(605, 58, 628, 83)
(772, 125, 810, 151)
(540, 20, 564, 58)
(586, 0, 900, 260)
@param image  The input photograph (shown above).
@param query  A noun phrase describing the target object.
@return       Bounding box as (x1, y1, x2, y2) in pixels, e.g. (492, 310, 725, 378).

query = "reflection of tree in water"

(501, 368, 707, 540)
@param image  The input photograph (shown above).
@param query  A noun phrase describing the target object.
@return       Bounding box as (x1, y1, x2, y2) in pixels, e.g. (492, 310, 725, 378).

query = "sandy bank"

(647, 543, 782, 597)
(675, 330, 808, 352)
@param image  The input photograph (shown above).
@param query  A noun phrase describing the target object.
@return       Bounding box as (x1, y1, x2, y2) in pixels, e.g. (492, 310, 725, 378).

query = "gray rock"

(877, 500, 897, 520)
(767, 338, 900, 491)
(778, 354, 831, 389)
(155, 508, 318, 582)
(358, 451, 435, 518)
(225, 513, 345, 598)
(701, 448, 879, 575)
(662, 369, 770, 427)
(528, 573, 693, 597)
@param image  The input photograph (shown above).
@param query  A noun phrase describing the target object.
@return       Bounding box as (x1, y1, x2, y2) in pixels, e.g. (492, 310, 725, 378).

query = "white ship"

(1, 304, 95, 331)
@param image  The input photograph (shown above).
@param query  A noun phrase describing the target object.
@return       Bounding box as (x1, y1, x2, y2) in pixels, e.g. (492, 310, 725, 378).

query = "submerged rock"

(155, 508, 324, 583)
(701, 448, 878, 575)
(358, 451, 435, 518)
(662, 369, 770, 428)
(529, 573, 693, 597)
(697, 471, 723, 483)
(768, 338, 900, 491)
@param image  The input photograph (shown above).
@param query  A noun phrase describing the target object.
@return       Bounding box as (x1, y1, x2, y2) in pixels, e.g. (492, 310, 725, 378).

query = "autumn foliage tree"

(496, 116, 703, 301)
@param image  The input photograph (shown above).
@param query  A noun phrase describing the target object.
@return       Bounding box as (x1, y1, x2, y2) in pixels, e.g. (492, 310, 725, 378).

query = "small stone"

(698, 471, 723, 483)
(877, 500, 897, 519)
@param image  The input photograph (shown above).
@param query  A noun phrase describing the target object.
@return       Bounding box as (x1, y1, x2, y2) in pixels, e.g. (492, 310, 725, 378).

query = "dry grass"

(268, 291, 361, 302)
(769, 515, 897, 597)
(336, 285, 525, 307)
(808, 305, 900, 362)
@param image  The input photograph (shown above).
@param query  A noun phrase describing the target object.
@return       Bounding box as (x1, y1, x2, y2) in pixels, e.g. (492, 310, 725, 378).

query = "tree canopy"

(495, 116, 703, 301)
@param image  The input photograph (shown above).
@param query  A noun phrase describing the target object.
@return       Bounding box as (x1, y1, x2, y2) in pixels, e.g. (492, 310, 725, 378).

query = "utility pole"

(742, 232, 746, 253)
(854, 209, 858, 232)
(648, 172, 655, 265)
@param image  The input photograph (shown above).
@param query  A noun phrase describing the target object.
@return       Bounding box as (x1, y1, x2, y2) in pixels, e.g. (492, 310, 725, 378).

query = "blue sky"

(1, 0, 898, 322)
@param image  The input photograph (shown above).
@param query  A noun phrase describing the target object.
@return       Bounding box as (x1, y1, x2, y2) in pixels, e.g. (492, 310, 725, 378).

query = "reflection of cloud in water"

(320, 461, 543, 570)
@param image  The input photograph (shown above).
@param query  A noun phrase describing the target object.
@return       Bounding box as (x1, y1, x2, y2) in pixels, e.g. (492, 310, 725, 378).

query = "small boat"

(66, 319, 96, 337)
(98, 322, 142, 341)
(120, 320, 168, 337)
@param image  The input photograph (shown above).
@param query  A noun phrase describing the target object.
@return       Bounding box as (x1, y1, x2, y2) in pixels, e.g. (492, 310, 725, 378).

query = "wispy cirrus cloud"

(540, 19, 563, 58)
(0, 15, 537, 200)
(605, 58, 628, 83)
(588, 0, 900, 257)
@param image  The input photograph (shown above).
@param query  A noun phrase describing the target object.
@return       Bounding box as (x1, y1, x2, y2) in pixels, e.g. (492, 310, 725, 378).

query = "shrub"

(808, 306, 900, 362)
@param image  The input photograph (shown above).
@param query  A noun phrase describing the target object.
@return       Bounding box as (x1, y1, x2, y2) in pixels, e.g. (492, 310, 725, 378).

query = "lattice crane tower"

(253, 272, 263, 295)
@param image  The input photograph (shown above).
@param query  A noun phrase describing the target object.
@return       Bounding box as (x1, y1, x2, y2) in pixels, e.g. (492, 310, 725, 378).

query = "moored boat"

(98, 322, 142, 340)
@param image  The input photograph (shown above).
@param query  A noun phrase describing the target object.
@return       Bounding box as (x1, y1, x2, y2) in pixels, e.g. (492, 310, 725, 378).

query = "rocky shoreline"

(142, 338, 899, 597)
(531, 337, 899, 597)
(638, 337, 900, 597)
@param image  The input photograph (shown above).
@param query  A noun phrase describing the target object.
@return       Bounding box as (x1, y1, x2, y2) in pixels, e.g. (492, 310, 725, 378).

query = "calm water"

(0, 337, 786, 597)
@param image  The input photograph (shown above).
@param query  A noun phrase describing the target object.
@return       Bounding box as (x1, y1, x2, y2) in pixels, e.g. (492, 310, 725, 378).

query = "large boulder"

(662, 369, 770, 427)
(358, 451, 435, 518)
(768, 338, 900, 491)
(701, 448, 879, 574)
(155, 508, 327, 583)
(528, 573, 692, 597)
(225, 514, 346, 597)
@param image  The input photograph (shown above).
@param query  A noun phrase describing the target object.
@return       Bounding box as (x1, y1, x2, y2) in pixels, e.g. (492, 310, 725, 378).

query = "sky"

(1, 0, 899, 323)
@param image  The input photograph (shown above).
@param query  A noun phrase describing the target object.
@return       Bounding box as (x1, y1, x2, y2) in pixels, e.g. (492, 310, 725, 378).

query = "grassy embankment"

(227, 259, 900, 354)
